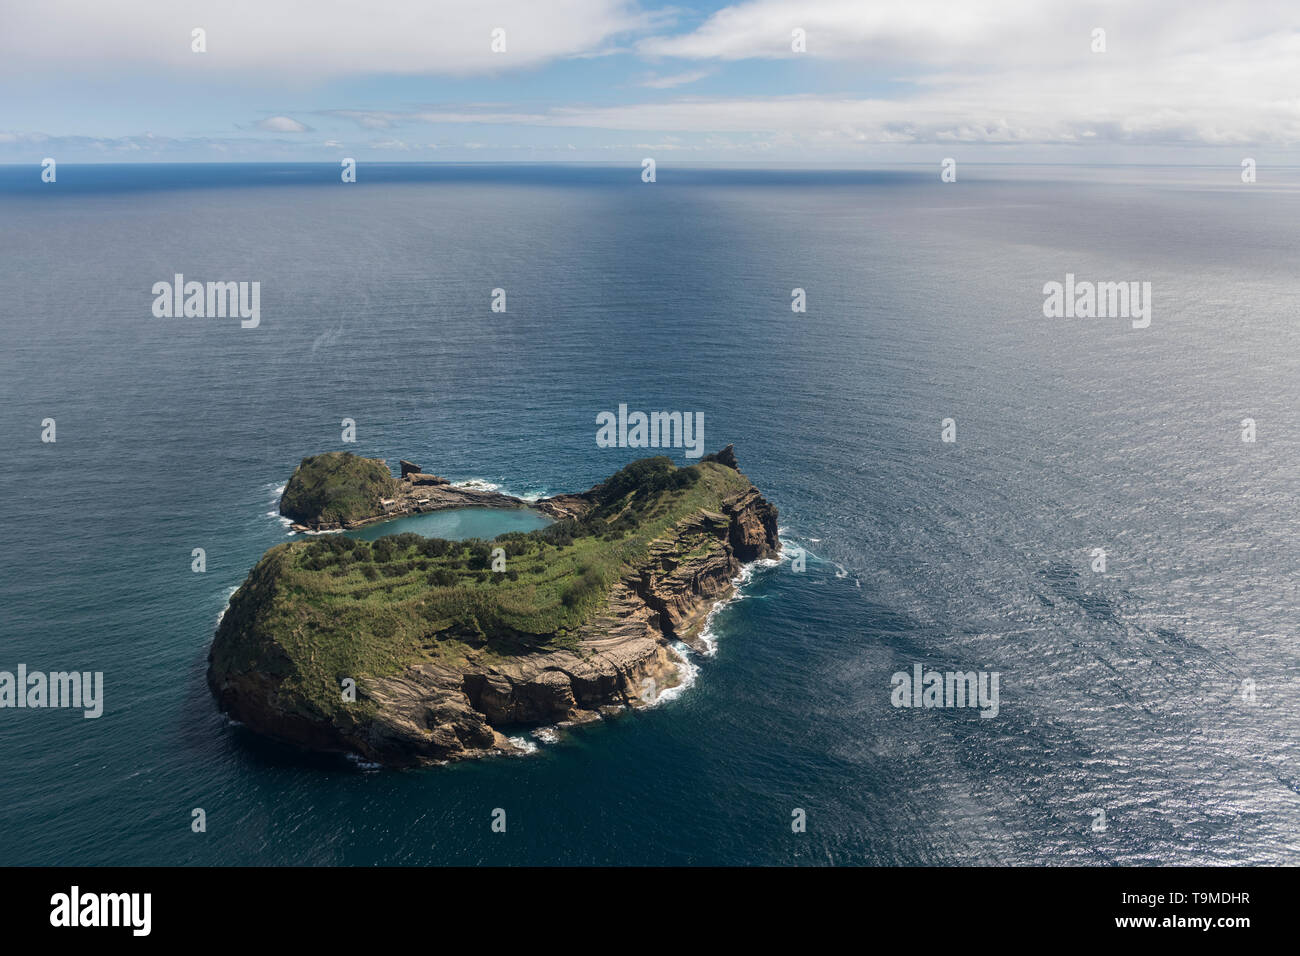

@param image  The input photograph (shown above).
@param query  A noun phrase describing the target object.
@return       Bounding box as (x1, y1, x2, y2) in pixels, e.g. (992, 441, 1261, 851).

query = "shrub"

(419, 537, 452, 558)
(561, 567, 605, 608)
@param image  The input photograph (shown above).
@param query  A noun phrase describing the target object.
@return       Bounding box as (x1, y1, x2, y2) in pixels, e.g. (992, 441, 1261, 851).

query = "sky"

(1, 0, 1298, 165)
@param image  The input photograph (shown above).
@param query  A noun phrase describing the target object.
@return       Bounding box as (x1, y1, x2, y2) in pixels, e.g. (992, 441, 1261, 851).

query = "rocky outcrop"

(399, 459, 422, 478)
(702, 443, 740, 469)
(406, 472, 450, 486)
(279, 452, 398, 528)
(725, 487, 780, 563)
(212, 450, 779, 768)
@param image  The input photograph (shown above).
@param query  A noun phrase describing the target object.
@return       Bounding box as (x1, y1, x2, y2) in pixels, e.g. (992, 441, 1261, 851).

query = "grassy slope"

(216, 457, 753, 719)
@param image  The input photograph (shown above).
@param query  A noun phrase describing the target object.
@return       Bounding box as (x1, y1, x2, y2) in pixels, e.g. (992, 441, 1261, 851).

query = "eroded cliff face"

(209, 449, 779, 767)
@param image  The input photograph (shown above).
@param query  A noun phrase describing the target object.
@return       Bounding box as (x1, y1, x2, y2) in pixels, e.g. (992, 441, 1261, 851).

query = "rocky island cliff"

(208, 446, 779, 767)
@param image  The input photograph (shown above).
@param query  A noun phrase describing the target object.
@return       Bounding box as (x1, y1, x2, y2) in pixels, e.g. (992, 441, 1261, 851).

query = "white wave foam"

(776, 533, 831, 572)
(453, 478, 503, 493)
(531, 726, 560, 745)
(266, 508, 296, 530)
(452, 477, 547, 502)
(695, 614, 722, 656)
(775, 532, 862, 585)
(507, 735, 539, 755)
(741, 555, 780, 578)
(345, 754, 382, 771)
(693, 555, 779, 656)
(646, 643, 699, 705)
(262, 482, 296, 534)
(216, 585, 239, 625)
(776, 532, 802, 555)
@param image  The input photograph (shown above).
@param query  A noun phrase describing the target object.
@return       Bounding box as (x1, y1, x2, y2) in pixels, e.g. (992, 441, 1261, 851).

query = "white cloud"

(626, 0, 1300, 146)
(255, 116, 311, 133)
(0, 0, 651, 76)
(324, 68, 1300, 148)
(327, 109, 550, 128)
(4, 0, 1298, 155)
(314, 0, 1300, 149)
(638, 0, 1296, 66)
(639, 0, 1026, 61)
(639, 70, 712, 89)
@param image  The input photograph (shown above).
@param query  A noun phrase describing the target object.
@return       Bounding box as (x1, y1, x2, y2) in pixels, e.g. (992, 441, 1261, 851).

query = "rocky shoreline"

(210, 446, 779, 767)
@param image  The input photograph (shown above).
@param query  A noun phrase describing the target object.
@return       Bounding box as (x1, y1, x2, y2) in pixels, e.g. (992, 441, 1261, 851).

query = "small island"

(208, 446, 779, 767)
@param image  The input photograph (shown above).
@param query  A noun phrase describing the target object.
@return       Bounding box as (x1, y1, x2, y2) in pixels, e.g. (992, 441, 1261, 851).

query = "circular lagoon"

(343, 506, 552, 542)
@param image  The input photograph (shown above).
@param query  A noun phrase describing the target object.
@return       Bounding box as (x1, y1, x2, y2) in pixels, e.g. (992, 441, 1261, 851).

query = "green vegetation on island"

(213, 456, 756, 723)
(278, 451, 398, 527)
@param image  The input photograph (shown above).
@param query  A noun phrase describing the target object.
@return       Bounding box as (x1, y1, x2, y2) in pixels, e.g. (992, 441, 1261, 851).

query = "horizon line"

(3, 160, 1295, 169)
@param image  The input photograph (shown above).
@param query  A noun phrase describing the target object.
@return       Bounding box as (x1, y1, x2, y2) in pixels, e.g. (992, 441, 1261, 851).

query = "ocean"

(0, 163, 1296, 865)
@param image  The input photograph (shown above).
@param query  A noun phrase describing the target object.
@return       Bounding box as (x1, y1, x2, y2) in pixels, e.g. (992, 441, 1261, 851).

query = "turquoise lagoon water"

(341, 505, 552, 542)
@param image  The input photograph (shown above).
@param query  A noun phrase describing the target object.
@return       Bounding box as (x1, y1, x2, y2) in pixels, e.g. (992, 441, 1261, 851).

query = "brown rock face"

(399, 459, 422, 478)
(703, 443, 740, 469)
(726, 487, 780, 563)
(405, 472, 451, 486)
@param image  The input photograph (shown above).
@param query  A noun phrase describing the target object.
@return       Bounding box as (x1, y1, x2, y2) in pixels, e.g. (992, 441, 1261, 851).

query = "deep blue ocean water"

(0, 163, 1296, 865)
